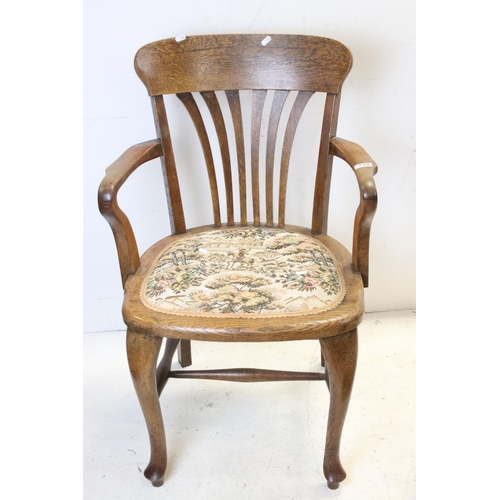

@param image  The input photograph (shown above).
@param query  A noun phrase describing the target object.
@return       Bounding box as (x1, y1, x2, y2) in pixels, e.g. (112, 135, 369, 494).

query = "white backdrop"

(83, 0, 415, 333)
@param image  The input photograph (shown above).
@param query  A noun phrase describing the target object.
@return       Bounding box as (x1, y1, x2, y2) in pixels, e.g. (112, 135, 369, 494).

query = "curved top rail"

(135, 34, 352, 95)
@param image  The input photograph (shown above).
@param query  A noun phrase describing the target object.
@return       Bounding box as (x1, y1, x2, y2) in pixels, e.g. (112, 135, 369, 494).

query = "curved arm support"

(98, 139, 163, 287)
(330, 137, 378, 287)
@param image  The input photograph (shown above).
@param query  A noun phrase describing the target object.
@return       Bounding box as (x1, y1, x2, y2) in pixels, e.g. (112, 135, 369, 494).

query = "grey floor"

(83, 310, 415, 499)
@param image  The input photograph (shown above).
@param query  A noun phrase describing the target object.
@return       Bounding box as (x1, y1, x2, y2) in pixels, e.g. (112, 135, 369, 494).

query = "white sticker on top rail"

(175, 34, 186, 42)
(354, 162, 373, 170)
(261, 36, 272, 46)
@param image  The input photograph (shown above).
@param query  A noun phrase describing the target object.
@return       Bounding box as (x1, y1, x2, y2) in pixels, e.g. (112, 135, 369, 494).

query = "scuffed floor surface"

(84, 310, 415, 499)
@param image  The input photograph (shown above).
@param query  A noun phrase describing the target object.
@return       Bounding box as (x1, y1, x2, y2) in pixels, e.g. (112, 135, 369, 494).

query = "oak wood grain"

(225, 90, 247, 224)
(177, 339, 192, 368)
(265, 90, 289, 226)
(320, 329, 358, 489)
(201, 91, 235, 225)
(251, 90, 267, 225)
(168, 368, 326, 382)
(277, 91, 314, 227)
(135, 34, 352, 95)
(126, 330, 166, 486)
(98, 139, 162, 286)
(122, 224, 364, 342)
(330, 137, 378, 286)
(312, 93, 337, 234)
(156, 338, 180, 396)
(176, 92, 222, 226)
(99, 34, 378, 491)
(151, 96, 186, 234)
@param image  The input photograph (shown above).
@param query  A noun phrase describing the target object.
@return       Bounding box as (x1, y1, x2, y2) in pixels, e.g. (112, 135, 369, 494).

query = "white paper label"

(175, 34, 186, 42)
(354, 162, 373, 170)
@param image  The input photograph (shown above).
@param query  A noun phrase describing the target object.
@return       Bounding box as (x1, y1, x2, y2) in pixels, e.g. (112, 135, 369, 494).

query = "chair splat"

(167, 89, 324, 229)
(265, 90, 289, 226)
(200, 91, 235, 226)
(176, 92, 222, 227)
(251, 90, 267, 225)
(278, 90, 314, 227)
(225, 90, 247, 225)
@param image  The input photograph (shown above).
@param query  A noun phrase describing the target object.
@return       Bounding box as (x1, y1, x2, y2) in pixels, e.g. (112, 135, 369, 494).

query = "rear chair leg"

(157, 338, 180, 396)
(126, 329, 166, 487)
(319, 329, 358, 490)
(177, 339, 192, 368)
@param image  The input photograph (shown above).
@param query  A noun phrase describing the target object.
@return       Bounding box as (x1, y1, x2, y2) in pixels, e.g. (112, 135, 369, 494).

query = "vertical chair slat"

(311, 92, 339, 234)
(251, 90, 267, 225)
(225, 90, 247, 225)
(265, 91, 289, 226)
(277, 91, 314, 227)
(151, 95, 186, 234)
(176, 92, 222, 227)
(201, 91, 234, 226)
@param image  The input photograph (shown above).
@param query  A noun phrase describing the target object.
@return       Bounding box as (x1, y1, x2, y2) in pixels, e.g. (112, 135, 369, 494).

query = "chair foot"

(324, 464, 347, 487)
(144, 464, 165, 487)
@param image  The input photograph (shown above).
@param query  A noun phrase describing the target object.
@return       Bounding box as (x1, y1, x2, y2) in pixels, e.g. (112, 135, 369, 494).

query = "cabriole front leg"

(319, 329, 358, 489)
(126, 329, 166, 486)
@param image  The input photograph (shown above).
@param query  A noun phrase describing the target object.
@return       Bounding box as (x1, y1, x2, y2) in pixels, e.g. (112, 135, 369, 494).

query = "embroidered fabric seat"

(98, 34, 378, 491)
(140, 227, 345, 318)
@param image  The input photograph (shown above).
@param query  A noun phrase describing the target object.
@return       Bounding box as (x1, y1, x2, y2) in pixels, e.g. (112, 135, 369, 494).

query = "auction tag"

(354, 162, 373, 170)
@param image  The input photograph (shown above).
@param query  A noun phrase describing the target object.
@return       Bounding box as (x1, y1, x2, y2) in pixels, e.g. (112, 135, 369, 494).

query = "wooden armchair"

(98, 34, 378, 490)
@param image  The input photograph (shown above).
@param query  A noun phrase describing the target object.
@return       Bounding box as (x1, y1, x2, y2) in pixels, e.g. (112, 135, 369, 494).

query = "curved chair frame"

(98, 34, 378, 490)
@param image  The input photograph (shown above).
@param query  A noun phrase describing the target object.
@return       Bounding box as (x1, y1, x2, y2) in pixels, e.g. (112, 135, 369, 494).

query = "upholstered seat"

(141, 227, 345, 317)
(122, 225, 364, 342)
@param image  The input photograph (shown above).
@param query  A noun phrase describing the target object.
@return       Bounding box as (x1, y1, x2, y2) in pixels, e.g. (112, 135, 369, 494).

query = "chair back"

(134, 34, 353, 234)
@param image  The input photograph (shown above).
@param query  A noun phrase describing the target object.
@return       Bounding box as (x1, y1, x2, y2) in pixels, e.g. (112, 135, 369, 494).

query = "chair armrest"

(98, 139, 163, 287)
(330, 137, 378, 287)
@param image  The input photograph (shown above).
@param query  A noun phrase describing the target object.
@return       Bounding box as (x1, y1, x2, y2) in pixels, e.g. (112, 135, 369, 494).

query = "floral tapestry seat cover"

(141, 227, 346, 318)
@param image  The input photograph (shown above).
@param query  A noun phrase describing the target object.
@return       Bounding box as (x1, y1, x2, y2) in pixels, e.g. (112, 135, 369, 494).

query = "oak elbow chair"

(98, 34, 378, 490)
